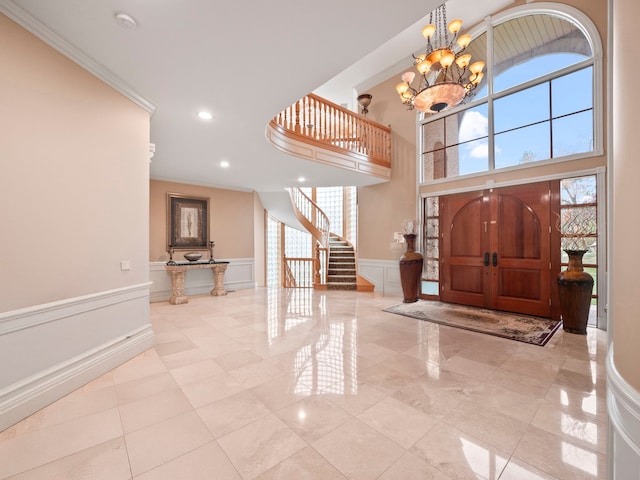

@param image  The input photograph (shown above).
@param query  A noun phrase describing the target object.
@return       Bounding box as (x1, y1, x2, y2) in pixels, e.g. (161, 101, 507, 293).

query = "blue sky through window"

(454, 54, 593, 176)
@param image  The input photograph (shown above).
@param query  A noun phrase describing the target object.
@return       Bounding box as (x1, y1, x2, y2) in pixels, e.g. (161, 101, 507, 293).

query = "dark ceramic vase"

(557, 249, 594, 334)
(399, 234, 423, 303)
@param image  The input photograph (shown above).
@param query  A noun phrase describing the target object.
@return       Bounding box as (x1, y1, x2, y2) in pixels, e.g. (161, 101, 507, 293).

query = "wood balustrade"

(283, 257, 315, 288)
(272, 94, 391, 168)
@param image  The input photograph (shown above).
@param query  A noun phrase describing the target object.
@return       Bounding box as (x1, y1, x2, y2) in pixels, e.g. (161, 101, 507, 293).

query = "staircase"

(327, 235, 357, 290)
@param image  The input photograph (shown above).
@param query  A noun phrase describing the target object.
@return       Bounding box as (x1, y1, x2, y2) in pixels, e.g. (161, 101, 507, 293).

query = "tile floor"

(0, 288, 608, 479)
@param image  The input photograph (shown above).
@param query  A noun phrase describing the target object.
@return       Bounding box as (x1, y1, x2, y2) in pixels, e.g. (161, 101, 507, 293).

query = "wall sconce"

(357, 94, 372, 116)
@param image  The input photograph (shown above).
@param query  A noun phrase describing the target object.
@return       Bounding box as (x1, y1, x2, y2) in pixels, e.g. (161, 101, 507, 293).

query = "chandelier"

(395, 3, 485, 113)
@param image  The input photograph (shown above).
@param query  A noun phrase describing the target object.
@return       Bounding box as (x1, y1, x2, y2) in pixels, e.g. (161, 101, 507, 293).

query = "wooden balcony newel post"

(314, 244, 321, 286)
(294, 101, 301, 134)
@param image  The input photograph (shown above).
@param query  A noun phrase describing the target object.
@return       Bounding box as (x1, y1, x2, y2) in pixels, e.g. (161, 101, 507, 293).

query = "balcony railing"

(271, 93, 391, 168)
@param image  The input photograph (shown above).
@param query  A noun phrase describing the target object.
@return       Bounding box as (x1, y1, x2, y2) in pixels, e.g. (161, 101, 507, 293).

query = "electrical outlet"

(120, 260, 131, 271)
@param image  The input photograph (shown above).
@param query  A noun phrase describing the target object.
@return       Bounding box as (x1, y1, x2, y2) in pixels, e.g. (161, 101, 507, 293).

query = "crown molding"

(0, 0, 156, 114)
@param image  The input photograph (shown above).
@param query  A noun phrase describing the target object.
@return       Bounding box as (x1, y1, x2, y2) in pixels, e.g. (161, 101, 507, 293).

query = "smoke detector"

(115, 12, 138, 29)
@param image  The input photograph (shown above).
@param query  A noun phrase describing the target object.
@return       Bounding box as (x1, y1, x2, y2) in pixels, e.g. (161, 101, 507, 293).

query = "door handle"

(492, 252, 498, 267)
(484, 252, 490, 266)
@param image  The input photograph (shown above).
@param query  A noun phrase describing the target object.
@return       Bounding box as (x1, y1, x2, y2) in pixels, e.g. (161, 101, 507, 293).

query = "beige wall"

(149, 180, 255, 262)
(612, 0, 640, 391)
(358, 74, 418, 260)
(0, 14, 151, 312)
(253, 193, 266, 287)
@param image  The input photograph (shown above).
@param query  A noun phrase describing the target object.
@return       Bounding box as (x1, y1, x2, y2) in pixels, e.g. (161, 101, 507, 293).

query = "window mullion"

(487, 19, 496, 172)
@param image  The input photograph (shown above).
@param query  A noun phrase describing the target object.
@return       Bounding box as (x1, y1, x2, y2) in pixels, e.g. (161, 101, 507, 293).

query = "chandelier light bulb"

(455, 54, 472, 69)
(469, 61, 486, 75)
(448, 19, 463, 34)
(457, 34, 472, 49)
(401, 71, 416, 84)
(422, 24, 436, 39)
(440, 51, 456, 68)
(396, 82, 410, 94)
(416, 59, 432, 74)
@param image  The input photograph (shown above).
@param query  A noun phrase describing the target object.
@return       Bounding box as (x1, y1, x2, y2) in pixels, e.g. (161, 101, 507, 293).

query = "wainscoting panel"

(0, 283, 154, 431)
(357, 259, 402, 297)
(149, 258, 255, 302)
(607, 345, 640, 478)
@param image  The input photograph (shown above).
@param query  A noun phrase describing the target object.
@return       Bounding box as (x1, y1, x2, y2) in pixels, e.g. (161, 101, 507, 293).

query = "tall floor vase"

(557, 249, 594, 334)
(399, 234, 423, 303)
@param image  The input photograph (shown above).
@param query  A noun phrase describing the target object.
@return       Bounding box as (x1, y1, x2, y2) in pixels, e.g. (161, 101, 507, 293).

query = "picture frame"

(167, 193, 209, 249)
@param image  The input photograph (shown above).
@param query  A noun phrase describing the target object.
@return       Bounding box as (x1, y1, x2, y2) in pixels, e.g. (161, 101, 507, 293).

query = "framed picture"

(167, 193, 209, 249)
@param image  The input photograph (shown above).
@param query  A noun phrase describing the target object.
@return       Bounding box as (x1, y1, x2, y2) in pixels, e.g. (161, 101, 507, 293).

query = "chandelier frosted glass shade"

(413, 82, 466, 113)
(396, 3, 484, 113)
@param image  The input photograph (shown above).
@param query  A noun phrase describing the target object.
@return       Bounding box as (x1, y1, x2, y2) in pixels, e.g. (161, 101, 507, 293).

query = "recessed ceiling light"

(220, 161, 229, 168)
(297, 176, 306, 182)
(198, 111, 213, 120)
(115, 12, 138, 29)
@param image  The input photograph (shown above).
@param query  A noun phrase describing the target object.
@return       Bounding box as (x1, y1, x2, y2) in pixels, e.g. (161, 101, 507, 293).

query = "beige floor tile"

(249, 374, 310, 411)
(486, 367, 553, 399)
(530, 402, 607, 454)
(411, 422, 510, 480)
(7, 437, 130, 480)
(440, 354, 497, 380)
(467, 383, 542, 423)
(158, 347, 208, 370)
(114, 372, 179, 405)
(377, 452, 454, 480)
(228, 359, 284, 388)
(254, 446, 347, 480)
(322, 383, 388, 416)
(215, 349, 264, 371)
(133, 441, 242, 480)
(357, 363, 415, 395)
(112, 350, 168, 385)
(180, 371, 245, 408)
(0, 408, 123, 478)
(357, 396, 438, 448)
(312, 418, 405, 480)
(553, 369, 605, 398)
(383, 353, 433, 378)
(544, 384, 607, 422)
(217, 414, 306, 480)
(499, 457, 561, 479)
(274, 396, 352, 443)
(442, 399, 529, 453)
(168, 358, 226, 385)
(119, 388, 193, 433)
(197, 390, 272, 438)
(125, 410, 213, 477)
(512, 426, 606, 479)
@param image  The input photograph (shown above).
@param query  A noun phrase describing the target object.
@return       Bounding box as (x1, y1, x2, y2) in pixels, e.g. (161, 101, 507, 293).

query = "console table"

(165, 261, 229, 305)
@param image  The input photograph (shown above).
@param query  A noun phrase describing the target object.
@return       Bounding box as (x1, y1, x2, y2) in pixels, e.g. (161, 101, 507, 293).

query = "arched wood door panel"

(440, 182, 551, 317)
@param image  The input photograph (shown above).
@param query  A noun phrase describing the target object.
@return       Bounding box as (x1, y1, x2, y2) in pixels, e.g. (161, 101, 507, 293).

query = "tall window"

(266, 214, 282, 287)
(421, 8, 599, 182)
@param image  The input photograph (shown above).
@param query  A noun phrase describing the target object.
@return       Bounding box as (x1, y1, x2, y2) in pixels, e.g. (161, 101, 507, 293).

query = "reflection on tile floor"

(0, 288, 608, 479)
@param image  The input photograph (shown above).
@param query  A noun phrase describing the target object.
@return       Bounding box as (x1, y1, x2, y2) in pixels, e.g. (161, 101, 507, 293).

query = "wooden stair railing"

(287, 188, 330, 287)
(272, 94, 391, 168)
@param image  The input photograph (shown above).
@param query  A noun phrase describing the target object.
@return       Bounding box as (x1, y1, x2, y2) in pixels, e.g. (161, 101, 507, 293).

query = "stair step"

(328, 275, 357, 281)
(328, 269, 356, 275)
(331, 252, 355, 257)
(326, 282, 357, 291)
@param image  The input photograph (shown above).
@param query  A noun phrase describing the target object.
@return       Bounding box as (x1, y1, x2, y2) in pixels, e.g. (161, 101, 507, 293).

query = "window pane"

(552, 110, 593, 158)
(560, 176, 596, 205)
(552, 67, 593, 117)
(460, 31, 488, 102)
(450, 139, 489, 176)
(423, 149, 446, 181)
(494, 122, 550, 168)
(446, 103, 488, 146)
(494, 83, 549, 134)
(422, 119, 444, 153)
(493, 14, 591, 93)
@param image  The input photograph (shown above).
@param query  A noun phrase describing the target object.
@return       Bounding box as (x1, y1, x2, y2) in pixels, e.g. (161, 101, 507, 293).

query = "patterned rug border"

(383, 301, 562, 346)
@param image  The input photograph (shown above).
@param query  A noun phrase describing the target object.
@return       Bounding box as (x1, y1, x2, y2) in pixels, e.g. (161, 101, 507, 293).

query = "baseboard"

(0, 283, 154, 431)
(357, 259, 402, 297)
(607, 344, 640, 477)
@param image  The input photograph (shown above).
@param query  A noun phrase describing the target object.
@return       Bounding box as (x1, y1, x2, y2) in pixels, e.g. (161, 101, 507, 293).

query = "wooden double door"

(439, 182, 555, 318)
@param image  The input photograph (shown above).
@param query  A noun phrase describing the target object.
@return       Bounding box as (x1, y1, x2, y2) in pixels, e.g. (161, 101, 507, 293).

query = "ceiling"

(0, 0, 514, 193)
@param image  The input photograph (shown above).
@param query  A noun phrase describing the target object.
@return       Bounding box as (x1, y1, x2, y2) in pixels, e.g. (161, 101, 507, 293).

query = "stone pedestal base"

(165, 262, 229, 305)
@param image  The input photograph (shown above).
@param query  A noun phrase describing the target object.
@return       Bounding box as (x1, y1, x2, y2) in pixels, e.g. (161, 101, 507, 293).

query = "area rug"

(383, 301, 561, 346)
